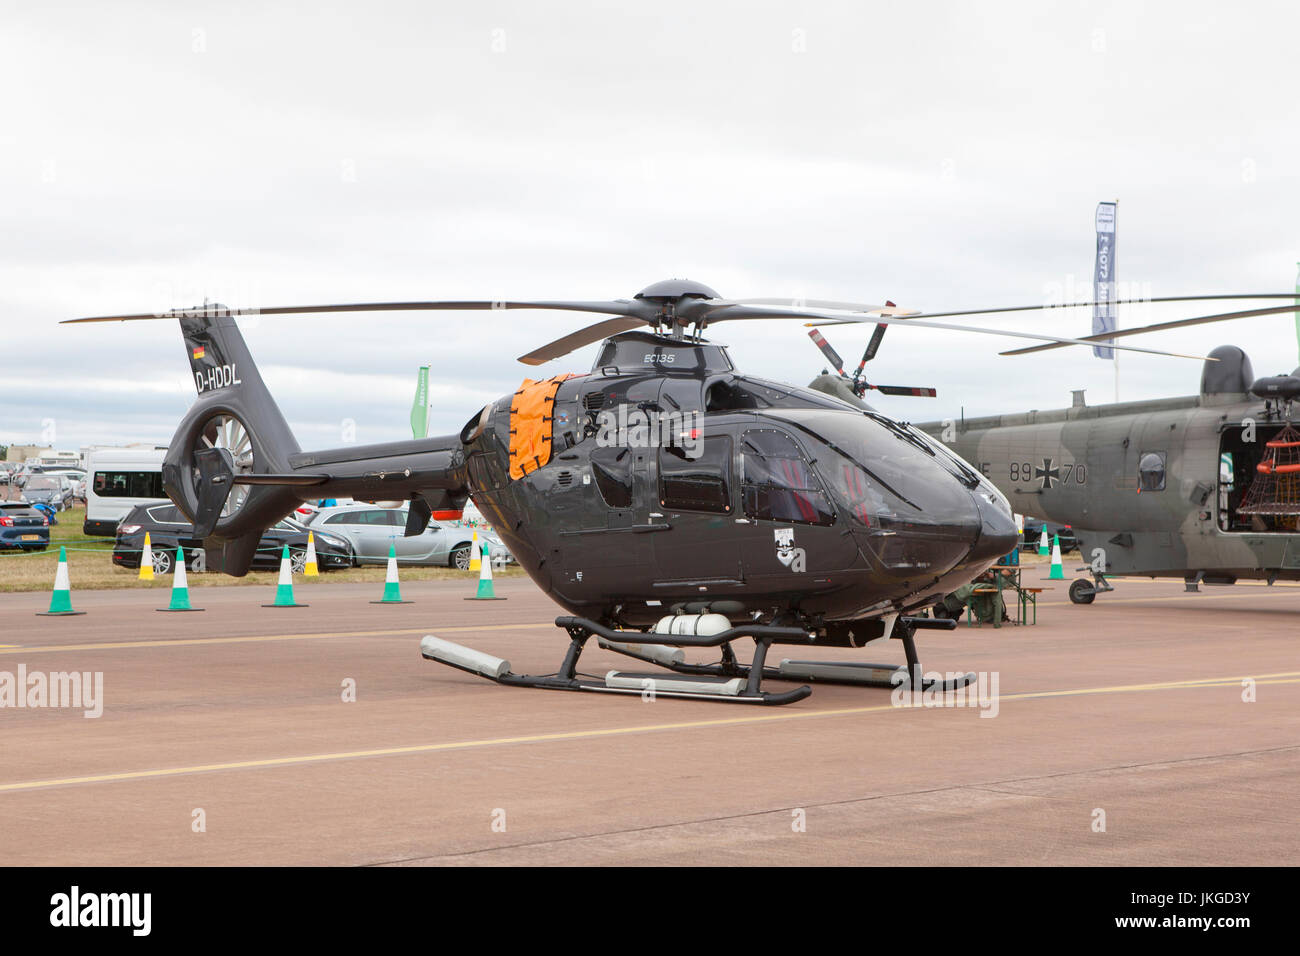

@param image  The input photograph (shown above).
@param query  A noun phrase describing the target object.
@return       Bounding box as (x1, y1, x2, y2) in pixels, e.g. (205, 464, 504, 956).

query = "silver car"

(19, 474, 75, 512)
(44, 469, 87, 500)
(305, 504, 509, 569)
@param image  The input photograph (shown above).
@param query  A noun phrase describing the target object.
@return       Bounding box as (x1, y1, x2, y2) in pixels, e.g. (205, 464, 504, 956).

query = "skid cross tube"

(601, 614, 973, 693)
(421, 617, 814, 705)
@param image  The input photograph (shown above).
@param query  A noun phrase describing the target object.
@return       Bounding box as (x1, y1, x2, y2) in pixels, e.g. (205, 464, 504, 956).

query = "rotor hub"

(633, 278, 721, 303)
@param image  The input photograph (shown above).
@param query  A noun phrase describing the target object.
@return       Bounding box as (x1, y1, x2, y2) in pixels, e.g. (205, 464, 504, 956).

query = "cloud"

(2, 0, 1299, 453)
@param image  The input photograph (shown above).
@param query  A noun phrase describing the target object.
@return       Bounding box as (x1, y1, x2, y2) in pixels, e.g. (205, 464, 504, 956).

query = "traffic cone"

(371, 544, 413, 604)
(468, 528, 481, 571)
(159, 547, 203, 612)
(1047, 534, 1065, 580)
(304, 532, 319, 577)
(263, 545, 308, 607)
(139, 531, 154, 580)
(37, 546, 86, 616)
(1037, 529, 1049, 557)
(464, 539, 505, 600)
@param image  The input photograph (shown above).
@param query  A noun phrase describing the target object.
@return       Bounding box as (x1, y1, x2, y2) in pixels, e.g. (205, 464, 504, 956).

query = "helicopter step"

(420, 614, 965, 704)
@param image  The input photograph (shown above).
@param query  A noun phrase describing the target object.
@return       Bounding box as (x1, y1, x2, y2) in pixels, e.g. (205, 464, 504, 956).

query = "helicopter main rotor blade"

(869, 384, 938, 397)
(997, 303, 1300, 356)
(62, 299, 652, 324)
(806, 329, 847, 375)
(68, 289, 1291, 365)
(802, 292, 1300, 326)
(737, 297, 899, 314)
(517, 317, 650, 365)
(700, 304, 1215, 361)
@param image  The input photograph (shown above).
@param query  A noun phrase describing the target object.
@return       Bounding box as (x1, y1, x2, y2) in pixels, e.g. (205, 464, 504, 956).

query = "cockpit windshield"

(762, 408, 978, 535)
(762, 408, 980, 577)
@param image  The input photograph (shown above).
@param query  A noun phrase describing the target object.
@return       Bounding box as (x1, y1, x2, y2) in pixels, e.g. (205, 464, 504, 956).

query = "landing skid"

(420, 614, 969, 706)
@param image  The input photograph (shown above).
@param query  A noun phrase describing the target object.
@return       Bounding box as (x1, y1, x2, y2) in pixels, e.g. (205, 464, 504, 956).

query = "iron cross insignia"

(1034, 458, 1060, 490)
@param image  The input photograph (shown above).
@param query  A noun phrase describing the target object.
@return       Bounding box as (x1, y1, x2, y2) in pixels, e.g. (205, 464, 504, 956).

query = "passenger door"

(651, 433, 742, 583)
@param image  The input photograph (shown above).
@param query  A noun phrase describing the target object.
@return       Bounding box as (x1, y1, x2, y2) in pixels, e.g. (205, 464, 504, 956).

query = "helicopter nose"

(966, 492, 1020, 566)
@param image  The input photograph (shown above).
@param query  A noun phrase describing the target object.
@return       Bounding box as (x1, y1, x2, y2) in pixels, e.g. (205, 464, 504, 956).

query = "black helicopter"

(67, 280, 1300, 705)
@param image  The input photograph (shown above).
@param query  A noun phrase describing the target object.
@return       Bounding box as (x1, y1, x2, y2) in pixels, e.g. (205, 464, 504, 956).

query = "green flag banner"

(410, 366, 430, 439)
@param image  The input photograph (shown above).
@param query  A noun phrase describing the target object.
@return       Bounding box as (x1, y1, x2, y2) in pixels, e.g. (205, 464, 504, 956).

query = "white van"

(84, 447, 169, 536)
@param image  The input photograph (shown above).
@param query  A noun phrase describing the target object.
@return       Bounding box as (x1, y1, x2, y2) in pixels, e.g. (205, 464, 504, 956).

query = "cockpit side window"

(1138, 451, 1167, 492)
(740, 429, 834, 526)
(659, 436, 732, 514)
(590, 446, 633, 508)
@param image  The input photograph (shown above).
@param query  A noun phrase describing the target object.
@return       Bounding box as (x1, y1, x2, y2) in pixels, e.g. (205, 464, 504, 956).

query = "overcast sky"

(3, 0, 1298, 453)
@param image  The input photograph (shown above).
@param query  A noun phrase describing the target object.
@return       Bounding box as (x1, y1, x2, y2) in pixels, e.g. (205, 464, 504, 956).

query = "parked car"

(19, 474, 76, 512)
(0, 501, 50, 551)
(1021, 517, 1079, 554)
(43, 468, 87, 500)
(303, 503, 511, 569)
(112, 503, 354, 574)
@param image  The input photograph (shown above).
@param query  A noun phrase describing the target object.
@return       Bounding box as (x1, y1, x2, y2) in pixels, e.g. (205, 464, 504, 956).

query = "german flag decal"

(192, 346, 205, 360)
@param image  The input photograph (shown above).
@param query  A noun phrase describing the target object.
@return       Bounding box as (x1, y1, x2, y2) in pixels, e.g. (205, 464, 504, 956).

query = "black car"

(1021, 517, 1079, 554)
(112, 502, 354, 574)
(0, 501, 50, 551)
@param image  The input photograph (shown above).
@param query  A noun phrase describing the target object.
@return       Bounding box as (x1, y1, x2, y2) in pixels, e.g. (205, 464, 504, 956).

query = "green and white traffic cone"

(371, 544, 413, 604)
(464, 540, 505, 601)
(263, 545, 308, 607)
(159, 547, 203, 612)
(37, 546, 86, 616)
(1037, 529, 1049, 557)
(1047, 534, 1066, 580)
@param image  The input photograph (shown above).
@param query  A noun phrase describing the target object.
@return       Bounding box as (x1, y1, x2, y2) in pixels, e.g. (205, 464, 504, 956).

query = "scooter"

(32, 501, 58, 525)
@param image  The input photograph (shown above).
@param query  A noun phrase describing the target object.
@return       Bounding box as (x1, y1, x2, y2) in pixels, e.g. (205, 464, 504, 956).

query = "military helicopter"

(904, 347, 1300, 605)
(66, 280, 1300, 704)
(802, 304, 1300, 608)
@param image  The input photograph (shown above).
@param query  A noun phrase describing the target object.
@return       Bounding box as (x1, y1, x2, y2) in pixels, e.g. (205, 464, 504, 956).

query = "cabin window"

(146, 504, 188, 524)
(740, 429, 834, 526)
(92, 470, 165, 498)
(327, 509, 394, 526)
(590, 446, 633, 508)
(1138, 452, 1167, 492)
(659, 436, 731, 513)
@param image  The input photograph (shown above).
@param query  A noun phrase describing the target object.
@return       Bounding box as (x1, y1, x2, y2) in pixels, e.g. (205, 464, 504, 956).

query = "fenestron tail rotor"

(197, 414, 255, 519)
